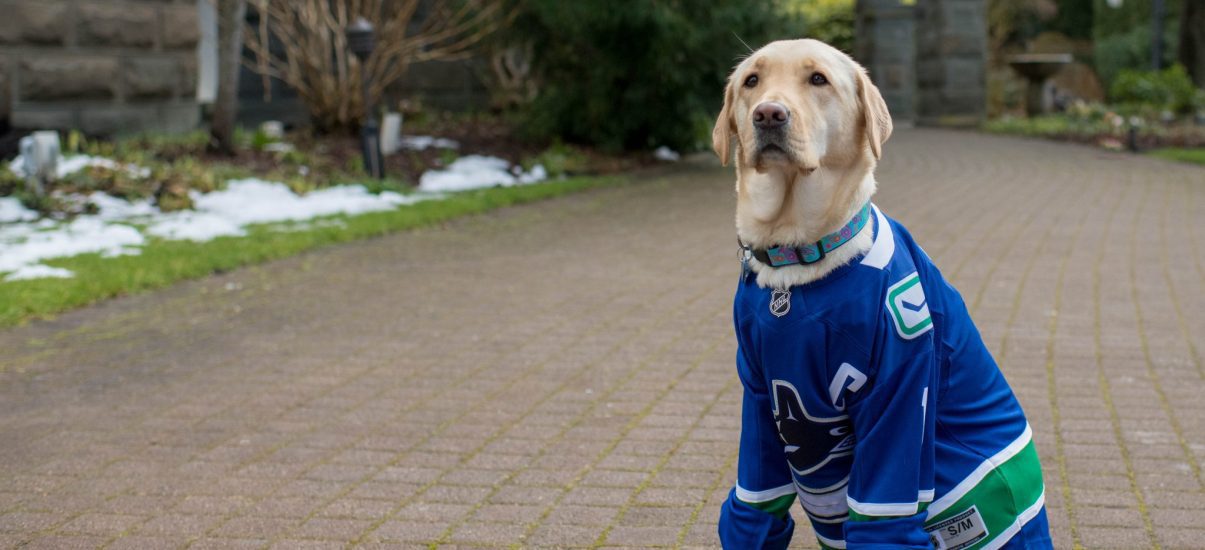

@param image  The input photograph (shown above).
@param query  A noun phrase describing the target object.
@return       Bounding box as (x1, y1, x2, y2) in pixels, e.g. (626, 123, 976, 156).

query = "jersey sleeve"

(842, 311, 940, 549)
(718, 345, 797, 549)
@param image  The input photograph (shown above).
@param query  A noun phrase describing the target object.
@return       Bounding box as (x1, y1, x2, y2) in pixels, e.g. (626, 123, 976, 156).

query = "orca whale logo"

(771, 380, 855, 476)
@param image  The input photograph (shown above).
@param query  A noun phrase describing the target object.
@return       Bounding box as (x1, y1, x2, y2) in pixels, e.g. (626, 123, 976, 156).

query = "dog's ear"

(712, 76, 737, 166)
(857, 67, 893, 160)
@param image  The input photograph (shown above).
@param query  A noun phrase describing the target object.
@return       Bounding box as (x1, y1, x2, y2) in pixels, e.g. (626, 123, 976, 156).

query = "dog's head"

(712, 39, 892, 174)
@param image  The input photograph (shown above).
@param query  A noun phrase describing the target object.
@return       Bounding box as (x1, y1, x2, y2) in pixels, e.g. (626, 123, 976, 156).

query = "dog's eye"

(744, 74, 759, 88)
(810, 72, 828, 86)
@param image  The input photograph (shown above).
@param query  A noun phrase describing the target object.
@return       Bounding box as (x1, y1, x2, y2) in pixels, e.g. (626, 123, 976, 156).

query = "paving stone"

(294, 517, 373, 540)
(106, 535, 180, 550)
(55, 512, 145, 536)
(488, 486, 563, 506)
(269, 541, 346, 550)
(0, 511, 66, 532)
(133, 513, 221, 536)
(422, 484, 493, 503)
(526, 523, 607, 546)
(562, 486, 633, 507)
(542, 504, 621, 526)
(470, 503, 545, 523)
(319, 498, 398, 520)
(1073, 506, 1146, 528)
(173, 495, 252, 516)
(1156, 527, 1205, 549)
(1079, 526, 1159, 549)
(372, 519, 449, 542)
(391, 502, 473, 522)
(1150, 508, 1205, 529)
(212, 516, 299, 538)
(580, 469, 650, 488)
(188, 538, 269, 549)
(447, 520, 529, 544)
(243, 496, 323, 519)
(20, 535, 109, 549)
(604, 525, 682, 546)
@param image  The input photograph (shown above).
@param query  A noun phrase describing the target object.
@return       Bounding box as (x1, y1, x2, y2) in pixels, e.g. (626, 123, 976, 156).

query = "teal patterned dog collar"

(748, 202, 872, 268)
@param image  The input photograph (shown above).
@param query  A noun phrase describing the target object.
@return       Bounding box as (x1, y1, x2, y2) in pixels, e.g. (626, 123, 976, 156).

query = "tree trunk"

(210, 0, 247, 155)
(1178, 0, 1205, 88)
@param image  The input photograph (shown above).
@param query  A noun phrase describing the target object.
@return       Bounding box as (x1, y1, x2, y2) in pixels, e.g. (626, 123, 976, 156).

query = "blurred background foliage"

(784, 0, 856, 54)
(1091, 0, 1182, 88)
(499, 0, 802, 152)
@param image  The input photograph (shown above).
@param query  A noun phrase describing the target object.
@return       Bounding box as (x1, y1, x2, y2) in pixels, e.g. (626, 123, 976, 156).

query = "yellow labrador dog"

(715, 40, 1052, 550)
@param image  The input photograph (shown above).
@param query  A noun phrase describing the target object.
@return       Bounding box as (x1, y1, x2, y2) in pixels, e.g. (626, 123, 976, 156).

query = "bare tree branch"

(243, 0, 509, 132)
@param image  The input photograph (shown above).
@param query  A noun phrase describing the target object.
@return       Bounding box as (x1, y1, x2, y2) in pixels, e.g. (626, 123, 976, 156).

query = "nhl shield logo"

(769, 289, 791, 317)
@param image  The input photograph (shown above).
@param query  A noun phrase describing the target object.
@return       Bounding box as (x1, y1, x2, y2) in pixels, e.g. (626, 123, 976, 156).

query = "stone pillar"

(0, 0, 201, 136)
(855, 0, 917, 125)
(914, 0, 987, 126)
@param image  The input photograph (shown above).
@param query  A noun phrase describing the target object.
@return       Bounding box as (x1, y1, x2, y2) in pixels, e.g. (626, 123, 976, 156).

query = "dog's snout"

(753, 102, 790, 129)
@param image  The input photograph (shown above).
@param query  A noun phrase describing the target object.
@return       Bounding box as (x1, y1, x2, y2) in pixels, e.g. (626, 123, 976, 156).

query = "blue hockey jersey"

(719, 205, 1052, 550)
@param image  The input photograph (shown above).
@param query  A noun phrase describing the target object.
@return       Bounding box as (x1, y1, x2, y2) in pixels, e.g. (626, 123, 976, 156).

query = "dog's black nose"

(753, 102, 789, 129)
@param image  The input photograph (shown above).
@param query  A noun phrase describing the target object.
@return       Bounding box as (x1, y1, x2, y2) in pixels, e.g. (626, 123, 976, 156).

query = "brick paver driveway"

(1, 129, 1203, 549)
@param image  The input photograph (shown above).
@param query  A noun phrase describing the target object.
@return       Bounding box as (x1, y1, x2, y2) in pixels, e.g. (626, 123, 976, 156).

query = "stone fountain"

(1008, 53, 1073, 116)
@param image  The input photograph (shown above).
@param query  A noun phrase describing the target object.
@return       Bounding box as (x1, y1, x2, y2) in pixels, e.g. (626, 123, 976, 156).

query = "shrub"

(523, 142, 590, 177)
(508, 0, 795, 152)
(785, 0, 855, 53)
(1092, 0, 1181, 87)
(1110, 64, 1202, 114)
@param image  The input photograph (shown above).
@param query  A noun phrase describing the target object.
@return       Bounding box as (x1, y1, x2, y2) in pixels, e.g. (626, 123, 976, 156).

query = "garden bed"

(0, 112, 673, 326)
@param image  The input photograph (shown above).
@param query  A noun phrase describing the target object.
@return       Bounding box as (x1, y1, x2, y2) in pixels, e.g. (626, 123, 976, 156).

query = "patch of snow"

(2, 178, 445, 280)
(147, 212, 244, 242)
(5, 265, 75, 281)
(517, 164, 548, 184)
(653, 146, 680, 162)
(86, 193, 157, 221)
(0, 217, 144, 281)
(0, 197, 39, 223)
(147, 179, 440, 242)
(9, 154, 150, 179)
(198, 179, 413, 224)
(400, 135, 460, 151)
(378, 191, 442, 206)
(418, 155, 547, 192)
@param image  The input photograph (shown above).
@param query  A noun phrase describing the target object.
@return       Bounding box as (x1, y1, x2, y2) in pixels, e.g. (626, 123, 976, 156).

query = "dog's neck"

(736, 157, 877, 289)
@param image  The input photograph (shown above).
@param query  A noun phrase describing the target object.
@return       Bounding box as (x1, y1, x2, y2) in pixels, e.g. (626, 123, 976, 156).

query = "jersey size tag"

(926, 505, 989, 550)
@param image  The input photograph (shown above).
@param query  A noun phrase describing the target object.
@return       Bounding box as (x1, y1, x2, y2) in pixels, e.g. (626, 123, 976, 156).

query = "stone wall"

(855, 0, 917, 124)
(856, 0, 987, 127)
(914, 0, 987, 126)
(0, 0, 200, 136)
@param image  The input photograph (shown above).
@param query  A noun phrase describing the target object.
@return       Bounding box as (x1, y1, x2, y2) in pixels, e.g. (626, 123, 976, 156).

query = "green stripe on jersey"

(739, 493, 796, 519)
(923, 440, 1045, 550)
(747, 494, 795, 521)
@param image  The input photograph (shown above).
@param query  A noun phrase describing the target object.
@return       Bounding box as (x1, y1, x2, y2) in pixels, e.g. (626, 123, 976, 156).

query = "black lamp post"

(347, 17, 384, 179)
(1152, 0, 1165, 71)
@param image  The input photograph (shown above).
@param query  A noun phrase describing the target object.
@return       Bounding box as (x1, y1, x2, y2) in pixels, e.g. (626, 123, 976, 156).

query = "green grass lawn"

(0, 176, 618, 328)
(1148, 147, 1205, 166)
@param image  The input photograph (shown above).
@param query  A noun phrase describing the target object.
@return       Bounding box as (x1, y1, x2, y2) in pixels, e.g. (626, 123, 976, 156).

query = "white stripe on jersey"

(860, 204, 895, 269)
(734, 483, 795, 503)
